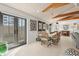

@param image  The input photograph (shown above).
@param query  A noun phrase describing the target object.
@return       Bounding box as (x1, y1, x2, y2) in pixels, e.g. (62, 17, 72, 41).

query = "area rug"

(64, 48, 79, 56)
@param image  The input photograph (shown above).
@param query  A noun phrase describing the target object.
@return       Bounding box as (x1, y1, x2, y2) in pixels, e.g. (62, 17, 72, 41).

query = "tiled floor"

(6, 36, 78, 56)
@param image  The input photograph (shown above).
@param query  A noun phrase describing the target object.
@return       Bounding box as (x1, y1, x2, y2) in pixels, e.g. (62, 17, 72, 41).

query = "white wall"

(0, 3, 41, 44)
(27, 18, 38, 44)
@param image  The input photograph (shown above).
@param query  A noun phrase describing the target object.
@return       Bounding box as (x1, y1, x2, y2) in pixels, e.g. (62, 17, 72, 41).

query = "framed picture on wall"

(38, 21, 47, 31)
(30, 19, 37, 31)
(63, 25, 69, 30)
(43, 23, 46, 31)
(38, 21, 43, 31)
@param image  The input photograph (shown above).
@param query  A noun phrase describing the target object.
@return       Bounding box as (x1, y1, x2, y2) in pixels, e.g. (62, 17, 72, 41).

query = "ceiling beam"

(58, 16, 73, 21)
(54, 11, 79, 18)
(58, 16, 79, 21)
(42, 3, 69, 12)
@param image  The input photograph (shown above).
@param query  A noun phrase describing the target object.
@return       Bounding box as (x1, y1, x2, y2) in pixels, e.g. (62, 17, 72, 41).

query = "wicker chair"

(50, 31, 60, 45)
(38, 31, 60, 46)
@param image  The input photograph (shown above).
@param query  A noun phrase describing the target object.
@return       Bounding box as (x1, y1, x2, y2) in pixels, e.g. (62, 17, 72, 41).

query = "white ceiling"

(4, 3, 79, 23)
(4, 3, 50, 21)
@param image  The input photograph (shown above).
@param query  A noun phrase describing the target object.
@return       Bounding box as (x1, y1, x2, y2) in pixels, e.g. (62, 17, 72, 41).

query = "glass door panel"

(18, 18, 26, 44)
(9, 16, 15, 43)
(3, 15, 15, 45)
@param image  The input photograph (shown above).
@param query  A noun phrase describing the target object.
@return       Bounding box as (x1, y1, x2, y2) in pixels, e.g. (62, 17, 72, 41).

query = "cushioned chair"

(38, 31, 50, 46)
(38, 31, 60, 46)
(50, 31, 60, 45)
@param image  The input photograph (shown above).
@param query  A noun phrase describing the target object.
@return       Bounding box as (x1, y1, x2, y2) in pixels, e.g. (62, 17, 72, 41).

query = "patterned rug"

(65, 48, 79, 56)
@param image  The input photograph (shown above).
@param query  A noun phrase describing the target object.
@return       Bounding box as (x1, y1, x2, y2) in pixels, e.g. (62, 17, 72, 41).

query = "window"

(3, 15, 14, 26)
(3, 15, 8, 25)
(18, 18, 25, 27)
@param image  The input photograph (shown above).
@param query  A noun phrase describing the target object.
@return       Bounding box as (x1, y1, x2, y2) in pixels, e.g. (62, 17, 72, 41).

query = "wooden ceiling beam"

(42, 3, 69, 12)
(58, 16, 73, 21)
(54, 11, 79, 18)
(58, 16, 79, 21)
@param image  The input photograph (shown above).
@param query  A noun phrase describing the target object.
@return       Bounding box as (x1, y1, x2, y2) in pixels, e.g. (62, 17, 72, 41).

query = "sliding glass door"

(3, 15, 15, 44)
(18, 18, 26, 44)
(0, 13, 26, 49)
